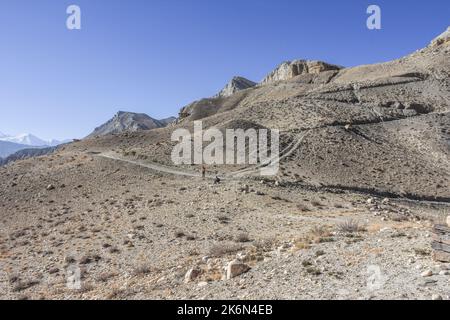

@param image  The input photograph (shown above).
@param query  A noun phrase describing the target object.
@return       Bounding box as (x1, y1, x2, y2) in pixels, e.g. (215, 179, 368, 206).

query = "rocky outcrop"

(215, 76, 257, 98)
(261, 60, 342, 84)
(87, 111, 174, 138)
(430, 26, 450, 47)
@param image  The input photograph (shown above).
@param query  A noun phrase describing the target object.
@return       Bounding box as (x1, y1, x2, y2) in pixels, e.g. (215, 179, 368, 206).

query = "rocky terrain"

(0, 28, 449, 300)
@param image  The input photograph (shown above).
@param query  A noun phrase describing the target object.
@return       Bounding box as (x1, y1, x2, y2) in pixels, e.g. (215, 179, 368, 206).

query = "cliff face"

(261, 60, 342, 84)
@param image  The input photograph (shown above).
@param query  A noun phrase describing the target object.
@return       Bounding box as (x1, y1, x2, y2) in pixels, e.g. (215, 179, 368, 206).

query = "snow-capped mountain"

(0, 133, 69, 147)
(0, 131, 6, 138)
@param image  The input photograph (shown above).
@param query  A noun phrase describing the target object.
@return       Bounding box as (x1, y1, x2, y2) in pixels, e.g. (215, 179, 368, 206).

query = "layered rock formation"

(261, 60, 342, 84)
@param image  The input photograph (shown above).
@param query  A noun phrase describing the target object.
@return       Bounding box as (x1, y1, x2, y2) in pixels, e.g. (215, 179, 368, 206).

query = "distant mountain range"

(0, 133, 70, 159)
(0, 133, 68, 147)
(87, 111, 176, 138)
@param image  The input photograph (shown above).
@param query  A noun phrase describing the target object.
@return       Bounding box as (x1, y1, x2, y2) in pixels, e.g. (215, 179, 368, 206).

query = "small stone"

(446, 216, 450, 228)
(198, 281, 208, 288)
(226, 260, 250, 280)
(201, 256, 210, 264)
(439, 270, 449, 276)
(381, 198, 390, 204)
(367, 198, 375, 205)
(432, 294, 443, 300)
(46, 184, 55, 191)
(421, 270, 433, 277)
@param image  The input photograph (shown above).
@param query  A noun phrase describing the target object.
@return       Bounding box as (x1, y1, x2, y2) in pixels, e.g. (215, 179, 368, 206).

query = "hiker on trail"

(201, 165, 206, 179)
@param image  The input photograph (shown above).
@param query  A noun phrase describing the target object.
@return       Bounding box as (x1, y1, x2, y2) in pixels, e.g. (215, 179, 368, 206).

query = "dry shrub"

(209, 243, 243, 257)
(337, 219, 366, 233)
(235, 232, 250, 243)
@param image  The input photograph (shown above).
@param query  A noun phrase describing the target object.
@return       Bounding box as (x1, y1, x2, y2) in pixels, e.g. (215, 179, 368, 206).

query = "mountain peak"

(214, 76, 257, 98)
(87, 111, 175, 138)
(0, 133, 67, 150)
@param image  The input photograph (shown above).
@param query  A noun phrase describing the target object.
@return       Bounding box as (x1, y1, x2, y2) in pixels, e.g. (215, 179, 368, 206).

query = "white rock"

(421, 270, 433, 277)
(226, 260, 250, 280)
(446, 216, 450, 228)
(197, 281, 208, 288)
(439, 270, 449, 276)
(432, 294, 443, 300)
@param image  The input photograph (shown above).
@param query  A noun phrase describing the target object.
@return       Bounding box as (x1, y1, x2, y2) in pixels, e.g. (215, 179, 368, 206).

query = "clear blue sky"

(0, 0, 448, 140)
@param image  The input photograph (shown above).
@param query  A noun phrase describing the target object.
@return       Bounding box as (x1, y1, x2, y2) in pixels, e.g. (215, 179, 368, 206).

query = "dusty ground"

(0, 150, 449, 300)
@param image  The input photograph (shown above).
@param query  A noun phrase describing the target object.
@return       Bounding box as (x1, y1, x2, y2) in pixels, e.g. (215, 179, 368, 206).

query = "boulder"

(226, 260, 250, 280)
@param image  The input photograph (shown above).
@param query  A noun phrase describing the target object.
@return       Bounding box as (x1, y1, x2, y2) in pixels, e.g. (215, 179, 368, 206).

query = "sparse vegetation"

(235, 232, 250, 243)
(133, 264, 152, 276)
(209, 243, 243, 257)
(296, 203, 311, 212)
(96, 272, 117, 283)
(12, 279, 40, 292)
(414, 248, 430, 256)
(305, 267, 322, 276)
(174, 231, 185, 238)
(336, 219, 366, 233)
